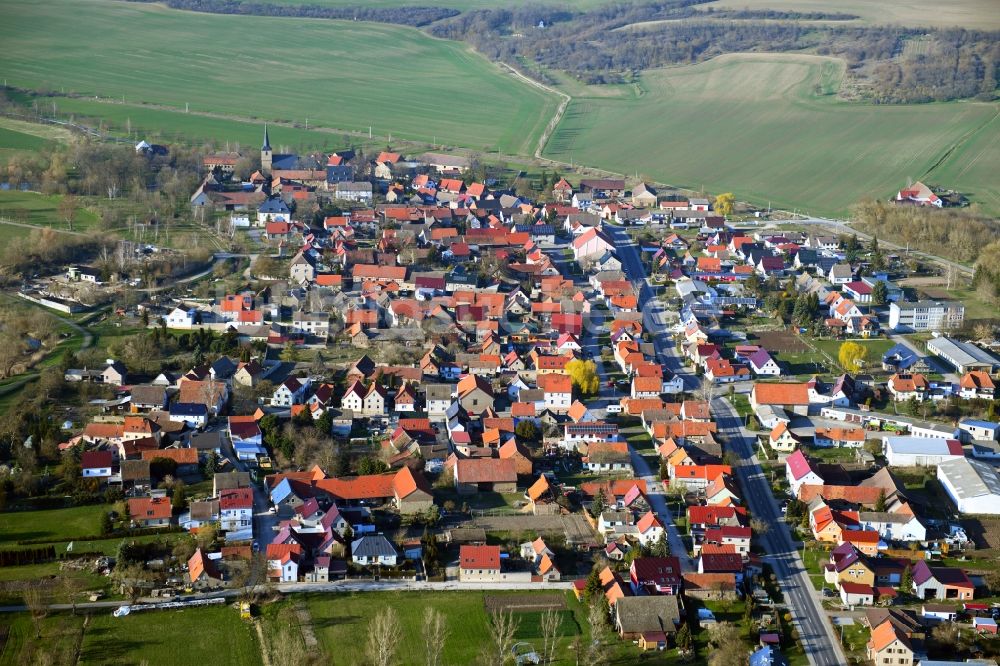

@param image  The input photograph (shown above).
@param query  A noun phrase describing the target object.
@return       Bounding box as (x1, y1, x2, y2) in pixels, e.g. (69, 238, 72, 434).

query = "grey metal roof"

(351, 534, 397, 558)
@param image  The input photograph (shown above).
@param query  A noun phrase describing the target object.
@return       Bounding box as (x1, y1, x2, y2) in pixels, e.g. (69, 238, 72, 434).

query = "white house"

(81, 451, 113, 479)
(857, 511, 926, 543)
(267, 546, 299, 582)
(272, 376, 310, 407)
(572, 227, 615, 262)
(351, 535, 398, 566)
(166, 307, 196, 329)
(219, 487, 253, 532)
(635, 512, 665, 548)
(748, 349, 781, 376)
(785, 449, 823, 496)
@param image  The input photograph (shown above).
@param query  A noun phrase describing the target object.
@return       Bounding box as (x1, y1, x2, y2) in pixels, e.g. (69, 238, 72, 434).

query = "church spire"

(262, 124, 271, 151)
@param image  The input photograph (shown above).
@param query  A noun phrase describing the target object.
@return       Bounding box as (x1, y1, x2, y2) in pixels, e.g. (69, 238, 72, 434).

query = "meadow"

(0, 0, 559, 155)
(543, 54, 1000, 216)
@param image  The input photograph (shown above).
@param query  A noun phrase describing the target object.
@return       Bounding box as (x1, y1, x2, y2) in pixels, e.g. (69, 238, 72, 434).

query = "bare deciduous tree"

(422, 607, 448, 666)
(540, 609, 561, 664)
(23, 586, 47, 638)
(480, 609, 520, 666)
(367, 607, 402, 666)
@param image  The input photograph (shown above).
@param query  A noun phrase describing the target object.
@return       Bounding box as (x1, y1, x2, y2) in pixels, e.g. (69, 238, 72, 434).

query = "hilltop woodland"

(156, 0, 1000, 104)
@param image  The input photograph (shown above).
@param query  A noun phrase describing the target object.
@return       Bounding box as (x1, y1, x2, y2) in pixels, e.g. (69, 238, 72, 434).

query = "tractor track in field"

(922, 105, 1000, 181)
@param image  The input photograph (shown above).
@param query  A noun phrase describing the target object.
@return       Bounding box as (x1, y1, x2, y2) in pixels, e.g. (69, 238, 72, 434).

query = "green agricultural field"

(42, 96, 361, 153)
(0, 0, 559, 155)
(0, 127, 51, 152)
(544, 54, 1000, 217)
(0, 612, 86, 665)
(0, 504, 107, 543)
(925, 109, 1000, 215)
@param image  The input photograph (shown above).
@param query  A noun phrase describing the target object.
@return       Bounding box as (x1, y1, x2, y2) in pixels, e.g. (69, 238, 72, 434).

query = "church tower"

(261, 124, 272, 173)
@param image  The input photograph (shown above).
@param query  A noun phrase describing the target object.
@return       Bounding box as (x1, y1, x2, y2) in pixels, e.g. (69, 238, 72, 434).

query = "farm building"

(937, 457, 1000, 515)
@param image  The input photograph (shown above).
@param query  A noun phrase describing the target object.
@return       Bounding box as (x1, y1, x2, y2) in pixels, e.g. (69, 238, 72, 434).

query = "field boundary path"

(294, 601, 318, 649)
(0, 216, 87, 237)
(498, 63, 571, 160)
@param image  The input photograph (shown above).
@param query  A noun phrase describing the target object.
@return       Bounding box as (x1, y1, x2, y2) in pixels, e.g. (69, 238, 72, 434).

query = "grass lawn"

(811, 338, 895, 371)
(308, 590, 575, 665)
(803, 446, 860, 463)
(544, 53, 1000, 217)
(307, 590, 653, 665)
(1, 0, 559, 155)
(730, 393, 753, 418)
(0, 504, 107, 543)
(836, 619, 870, 660)
(0, 611, 86, 665)
(78, 605, 263, 666)
(0, 190, 100, 231)
(800, 543, 831, 592)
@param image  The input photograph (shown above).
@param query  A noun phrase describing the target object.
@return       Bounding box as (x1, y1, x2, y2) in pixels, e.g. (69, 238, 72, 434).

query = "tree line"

(126, 0, 459, 27)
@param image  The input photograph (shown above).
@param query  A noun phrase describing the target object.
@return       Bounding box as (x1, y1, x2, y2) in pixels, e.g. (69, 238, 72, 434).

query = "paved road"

(216, 424, 279, 551)
(605, 226, 694, 391)
(606, 222, 845, 666)
(713, 397, 847, 666)
(577, 294, 693, 571)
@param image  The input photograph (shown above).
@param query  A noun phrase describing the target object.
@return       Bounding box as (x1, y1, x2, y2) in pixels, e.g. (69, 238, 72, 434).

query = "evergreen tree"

(872, 280, 888, 306)
(583, 568, 603, 603)
(675, 623, 692, 652)
(590, 488, 607, 516)
(900, 564, 913, 593)
(875, 489, 888, 512)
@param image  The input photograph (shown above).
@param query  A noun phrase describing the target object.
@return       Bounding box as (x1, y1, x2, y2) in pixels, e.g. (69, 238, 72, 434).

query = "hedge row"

(17, 525, 186, 546)
(0, 546, 56, 567)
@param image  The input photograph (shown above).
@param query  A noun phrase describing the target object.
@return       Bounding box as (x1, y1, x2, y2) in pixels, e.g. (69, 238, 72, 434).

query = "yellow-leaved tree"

(838, 341, 868, 373)
(713, 192, 735, 217)
(566, 359, 600, 397)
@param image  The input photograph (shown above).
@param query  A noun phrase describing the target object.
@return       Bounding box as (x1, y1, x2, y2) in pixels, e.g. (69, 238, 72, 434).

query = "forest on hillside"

(429, 4, 999, 103)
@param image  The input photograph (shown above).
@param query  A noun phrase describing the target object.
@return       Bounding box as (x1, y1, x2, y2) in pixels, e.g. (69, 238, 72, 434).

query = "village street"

(607, 223, 847, 666)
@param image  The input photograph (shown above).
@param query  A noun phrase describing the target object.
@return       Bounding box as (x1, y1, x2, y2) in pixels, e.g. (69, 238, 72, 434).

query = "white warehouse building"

(937, 457, 1000, 515)
(883, 436, 964, 467)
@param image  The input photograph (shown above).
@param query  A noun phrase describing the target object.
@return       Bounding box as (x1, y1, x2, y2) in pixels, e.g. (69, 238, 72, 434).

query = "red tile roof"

(460, 545, 500, 570)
